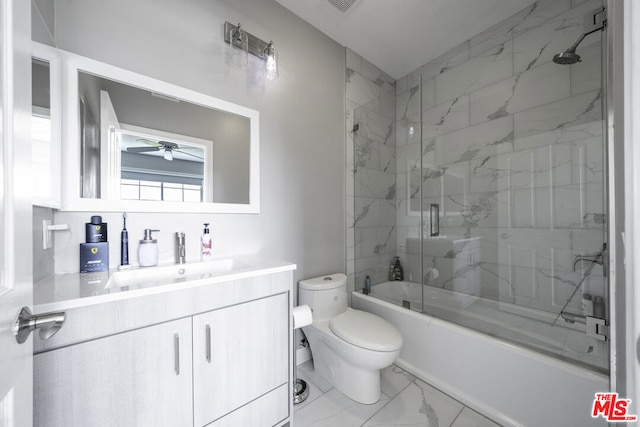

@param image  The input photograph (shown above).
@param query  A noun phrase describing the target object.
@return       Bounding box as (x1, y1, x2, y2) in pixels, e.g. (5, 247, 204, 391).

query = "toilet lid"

(329, 310, 402, 352)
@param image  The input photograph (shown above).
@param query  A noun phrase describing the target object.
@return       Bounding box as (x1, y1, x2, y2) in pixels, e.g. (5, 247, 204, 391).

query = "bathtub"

(352, 281, 609, 427)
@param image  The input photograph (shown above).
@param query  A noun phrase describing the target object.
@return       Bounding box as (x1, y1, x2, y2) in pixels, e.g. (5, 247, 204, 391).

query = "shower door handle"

(430, 204, 440, 236)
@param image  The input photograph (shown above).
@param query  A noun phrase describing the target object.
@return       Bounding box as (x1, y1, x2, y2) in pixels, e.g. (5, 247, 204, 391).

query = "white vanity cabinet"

(33, 261, 295, 427)
(192, 293, 289, 426)
(34, 317, 193, 427)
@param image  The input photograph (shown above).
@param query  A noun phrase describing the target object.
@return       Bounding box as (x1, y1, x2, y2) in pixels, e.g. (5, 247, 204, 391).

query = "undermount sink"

(33, 254, 296, 311)
(106, 258, 238, 289)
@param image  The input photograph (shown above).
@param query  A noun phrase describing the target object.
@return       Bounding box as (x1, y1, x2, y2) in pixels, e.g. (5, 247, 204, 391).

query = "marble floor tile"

(293, 363, 502, 427)
(362, 379, 464, 427)
(293, 375, 327, 412)
(293, 387, 390, 427)
(451, 407, 501, 427)
(380, 364, 416, 399)
(297, 361, 333, 393)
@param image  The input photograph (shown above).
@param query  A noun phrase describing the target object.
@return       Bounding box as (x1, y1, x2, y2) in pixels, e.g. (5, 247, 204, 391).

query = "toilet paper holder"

(292, 305, 312, 404)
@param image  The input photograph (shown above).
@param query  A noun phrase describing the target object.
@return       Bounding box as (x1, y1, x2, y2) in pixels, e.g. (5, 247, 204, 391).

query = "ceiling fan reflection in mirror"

(126, 138, 205, 162)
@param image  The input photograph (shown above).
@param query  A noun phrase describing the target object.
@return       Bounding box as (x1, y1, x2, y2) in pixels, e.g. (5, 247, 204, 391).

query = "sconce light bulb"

(263, 41, 279, 81)
(266, 57, 278, 80)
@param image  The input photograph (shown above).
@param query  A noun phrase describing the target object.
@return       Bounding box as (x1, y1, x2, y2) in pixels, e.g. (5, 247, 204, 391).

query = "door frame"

(610, 0, 640, 415)
(620, 0, 640, 413)
(0, 0, 33, 426)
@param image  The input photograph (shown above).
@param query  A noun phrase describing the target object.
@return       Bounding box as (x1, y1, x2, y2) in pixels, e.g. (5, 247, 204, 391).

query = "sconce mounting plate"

(224, 22, 270, 60)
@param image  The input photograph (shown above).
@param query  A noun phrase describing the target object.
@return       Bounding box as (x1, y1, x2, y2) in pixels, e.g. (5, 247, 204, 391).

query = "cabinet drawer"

(207, 383, 289, 427)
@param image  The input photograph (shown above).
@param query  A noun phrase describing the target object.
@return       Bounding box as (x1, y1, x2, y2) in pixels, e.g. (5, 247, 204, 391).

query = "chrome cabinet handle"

(206, 324, 211, 363)
(14, 307, 66, 344)
(174, 333, 180, 375)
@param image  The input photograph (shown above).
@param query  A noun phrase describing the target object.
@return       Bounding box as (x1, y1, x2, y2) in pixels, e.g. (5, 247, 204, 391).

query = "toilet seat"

(329, 309, 402, 352)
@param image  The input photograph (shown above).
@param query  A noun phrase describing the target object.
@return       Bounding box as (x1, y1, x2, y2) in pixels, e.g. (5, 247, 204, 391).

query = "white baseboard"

(296, 347, 311, 366)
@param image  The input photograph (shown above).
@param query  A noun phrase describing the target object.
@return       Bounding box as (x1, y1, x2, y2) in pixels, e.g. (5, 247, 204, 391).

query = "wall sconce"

(228, 23, 249, 66)
(224, 22, 279, 80)
(263, 41, 279, 81)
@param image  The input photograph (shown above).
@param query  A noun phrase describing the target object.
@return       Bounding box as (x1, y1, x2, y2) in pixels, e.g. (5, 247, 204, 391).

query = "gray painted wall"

(32, 59, 49, 109)
(35, 0, 346, 286)
(31, 0, 54, 46)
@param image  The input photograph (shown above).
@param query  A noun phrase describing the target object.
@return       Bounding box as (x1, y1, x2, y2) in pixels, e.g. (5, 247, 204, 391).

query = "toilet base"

(310, 334, 386, 405)
(317, 357, 381, 404)
(300, 310, 401, 405)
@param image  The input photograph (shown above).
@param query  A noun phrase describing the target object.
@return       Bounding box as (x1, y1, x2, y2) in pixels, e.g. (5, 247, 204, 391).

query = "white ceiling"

(274, 0, 536, 79)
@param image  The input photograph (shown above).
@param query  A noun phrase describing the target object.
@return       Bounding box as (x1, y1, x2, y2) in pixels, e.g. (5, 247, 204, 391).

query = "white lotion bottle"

(138, 229, 159, 267)
(201, 223, 212, 261)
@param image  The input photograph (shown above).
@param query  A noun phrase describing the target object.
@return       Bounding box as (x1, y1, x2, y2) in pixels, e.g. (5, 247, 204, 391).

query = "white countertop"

(34, 254, 296, 313)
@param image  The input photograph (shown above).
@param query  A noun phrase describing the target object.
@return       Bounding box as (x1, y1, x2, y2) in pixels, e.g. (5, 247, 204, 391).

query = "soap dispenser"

(391, 256, 404, 281)
(138, 229, 160, 267)
(363, 275, 372, 295)
(201, 223, 212, 261)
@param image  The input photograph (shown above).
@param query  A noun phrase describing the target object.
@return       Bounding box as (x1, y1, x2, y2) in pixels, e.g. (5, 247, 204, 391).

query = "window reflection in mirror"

(32, 58, 53, 202)
(77, 71, 251, 204)
(118, 124, 209, 202)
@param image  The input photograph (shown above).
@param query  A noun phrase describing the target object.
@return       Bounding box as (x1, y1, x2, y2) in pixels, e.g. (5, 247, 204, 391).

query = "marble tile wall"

(394, 0, 607, 315)
(346, 49, 397, 292)
(346, 0, 606, 318)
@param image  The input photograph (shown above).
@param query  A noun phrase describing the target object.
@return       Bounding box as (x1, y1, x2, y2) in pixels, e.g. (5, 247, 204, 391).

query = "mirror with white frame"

(60, 48, 260, 213)
(32, 43, 62, 208)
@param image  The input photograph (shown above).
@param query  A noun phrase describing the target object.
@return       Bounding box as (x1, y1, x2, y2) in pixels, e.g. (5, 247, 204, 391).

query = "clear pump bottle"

(201, 223, 212, 261)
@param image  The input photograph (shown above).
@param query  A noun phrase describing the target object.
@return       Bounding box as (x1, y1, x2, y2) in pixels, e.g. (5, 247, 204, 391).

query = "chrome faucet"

(175, 232, 186, 264)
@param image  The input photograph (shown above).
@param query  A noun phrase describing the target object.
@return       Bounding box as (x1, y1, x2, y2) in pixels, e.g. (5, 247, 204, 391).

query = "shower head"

(553, 6, 606, 66)
(552, 33, 586, 65)
(552, 50, 581, 65)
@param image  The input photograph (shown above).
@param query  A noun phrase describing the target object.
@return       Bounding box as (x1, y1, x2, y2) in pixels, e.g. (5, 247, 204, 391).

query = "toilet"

(298, 273, 403, 404)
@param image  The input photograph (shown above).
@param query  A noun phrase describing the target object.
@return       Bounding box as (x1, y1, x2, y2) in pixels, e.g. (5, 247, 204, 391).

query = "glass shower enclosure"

(352, 0, 609, 373)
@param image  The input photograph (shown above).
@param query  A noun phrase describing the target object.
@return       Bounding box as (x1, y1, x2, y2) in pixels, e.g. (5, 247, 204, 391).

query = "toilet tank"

(298, 273, 348, 320)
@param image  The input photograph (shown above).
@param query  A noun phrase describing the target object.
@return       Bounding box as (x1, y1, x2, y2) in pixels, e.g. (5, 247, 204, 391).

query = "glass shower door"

(352, 103, 399, 303)
(417, 0, 608, 373)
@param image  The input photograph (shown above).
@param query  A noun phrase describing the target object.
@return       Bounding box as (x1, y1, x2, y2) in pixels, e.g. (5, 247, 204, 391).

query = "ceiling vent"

(327, 0, 360, 14)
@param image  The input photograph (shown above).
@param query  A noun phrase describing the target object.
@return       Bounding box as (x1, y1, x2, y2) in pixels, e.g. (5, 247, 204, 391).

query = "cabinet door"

(193, 293, 289, 426)
(34, 318, 193, 427)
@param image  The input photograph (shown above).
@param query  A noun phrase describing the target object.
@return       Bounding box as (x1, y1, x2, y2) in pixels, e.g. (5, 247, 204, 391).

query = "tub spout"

(551, 243, 606, 327)
(572, 243, 607, 277)
(560, 311, 586, 324)
(573, 255, 603, 271)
